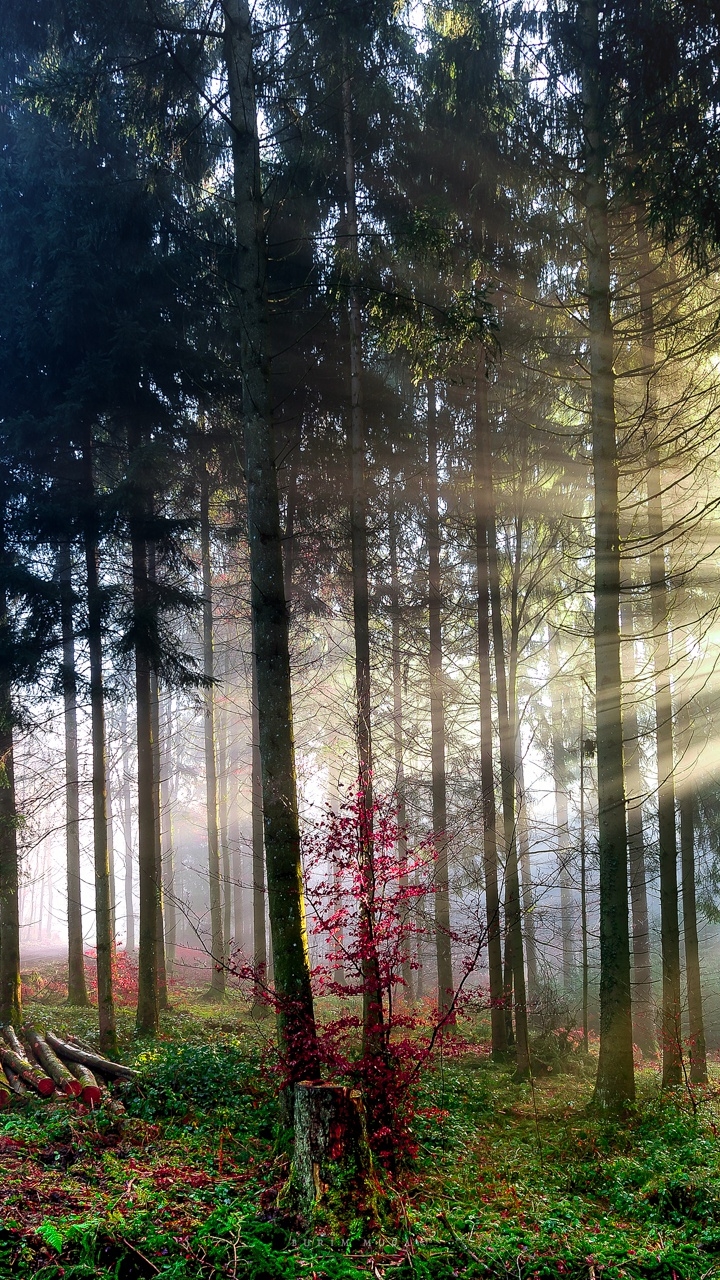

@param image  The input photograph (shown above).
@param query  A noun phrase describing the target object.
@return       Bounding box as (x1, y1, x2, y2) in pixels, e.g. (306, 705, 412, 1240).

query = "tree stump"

(287, 1082, 379, 1229)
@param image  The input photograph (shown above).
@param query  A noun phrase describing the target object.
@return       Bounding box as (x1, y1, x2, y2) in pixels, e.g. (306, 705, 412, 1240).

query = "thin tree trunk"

(549, 630, 574, 990)
(515, 749, 538, 1003)
(223, 0, 317, 1079)
(635, 216, 682, 1087)
(120, 703, 135, 955)
(227, 692, 243, 950)
(580, 699, 590, 1053)
(389, 470, 413, 1002)
(619, 598, 656, 1056)
(506, 503, 538, 1008)
(341, 52, 384, 1060)
(160, 691, 176, 976)
(220, 649, 232, 955)
(83, 445, 117, 1055)
(106, 756, 116, 940)
(679, 789, 707, 1081)
(674, 605, 707, 1082)
(150, 665, 168, 1011)
(473, 358, 507, 1059)
(427, 382, 454, 1022)
(484, 452, 529, 1076)
(0, 576, 21, 1027)
(200, 462, 225, 998)
(58, 540, 89, 1006)
(130, 426, 158, 1038)
(250, 636, 267, 1014)
(581, 0, 634, 1108)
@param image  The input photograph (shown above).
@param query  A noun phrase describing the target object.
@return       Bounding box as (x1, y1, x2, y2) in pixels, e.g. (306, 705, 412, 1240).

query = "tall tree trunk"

(619, 598, 656, 1056)
(548, 630, 574, 990)
(674, 601, 707, 1082)
(283, 438, 300, 605)
(58, 540, 89, 1006)
(223, 0, 317, 1079)
(150, 665, 168, 1011)
(506, 504, 538, 1007)
(220, 649, 232, 955)
(0, 573, 21, 1027)
(341, 53, 384, 1060)
(679, 789, 707, 1081)
(250, 635, 267, 1014)
(389, 470, 413, 1002)
(83, 445, 117, 1055)
(120, 703, 135, 955)
(635, 218, 682, 1087)
(484, 455, 529, 1076)
(427, 382, 454, 1022)
(473, 358, 507, 1059)
(515, 748, 538, 1003)
(227, 690, 243, 951)
(130, 427, 159, 1038)
(200, 462, 225, 998)
(106, 757, 116, 939)
(160, 691, 176, 976)
(581, 0, 634, 1108)
(580, 699, 590, 1052)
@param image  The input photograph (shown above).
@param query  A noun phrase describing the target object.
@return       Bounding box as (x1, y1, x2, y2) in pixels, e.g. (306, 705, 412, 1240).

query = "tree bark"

(427, 382, 454, 1022)
(83, 444, 117, 1056)
(473, 358, 507, 1059)
(223, 0, 317, 1079)
(58, 539, 89, 1006)
(290, 1082, 377, 1225)
(619, 598, 656, 1055)
(548, 630, 574, 990)
(581, 0, 635, 1108)
(23, 1026, 81, 1095)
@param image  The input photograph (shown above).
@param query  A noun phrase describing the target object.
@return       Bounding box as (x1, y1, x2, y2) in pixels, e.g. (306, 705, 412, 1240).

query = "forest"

(2, 1, 720, 1277)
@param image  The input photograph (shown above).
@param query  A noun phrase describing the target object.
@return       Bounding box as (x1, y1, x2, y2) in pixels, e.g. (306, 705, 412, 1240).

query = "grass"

(1, 979, 720, 1278)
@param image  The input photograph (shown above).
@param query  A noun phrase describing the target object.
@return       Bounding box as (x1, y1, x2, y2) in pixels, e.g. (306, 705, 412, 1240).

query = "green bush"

(128, 1040, 273, 1128)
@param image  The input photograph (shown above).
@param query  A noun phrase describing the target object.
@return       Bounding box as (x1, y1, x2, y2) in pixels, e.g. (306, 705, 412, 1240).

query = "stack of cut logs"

(0, 1025, 137, 1106)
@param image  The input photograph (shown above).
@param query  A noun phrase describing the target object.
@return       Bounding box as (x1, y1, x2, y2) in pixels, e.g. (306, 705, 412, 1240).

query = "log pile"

(0, 1024, 137, 1106)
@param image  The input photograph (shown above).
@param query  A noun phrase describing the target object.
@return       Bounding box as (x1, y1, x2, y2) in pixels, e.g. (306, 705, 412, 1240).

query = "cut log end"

(81, 1084, 102, 1106)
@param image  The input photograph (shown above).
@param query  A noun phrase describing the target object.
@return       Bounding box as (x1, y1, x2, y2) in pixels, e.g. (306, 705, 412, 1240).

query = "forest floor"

(1, 970, 720, 1279)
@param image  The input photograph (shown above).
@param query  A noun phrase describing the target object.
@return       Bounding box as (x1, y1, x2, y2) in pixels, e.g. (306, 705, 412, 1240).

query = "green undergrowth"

(1, 997, 720, 1278)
